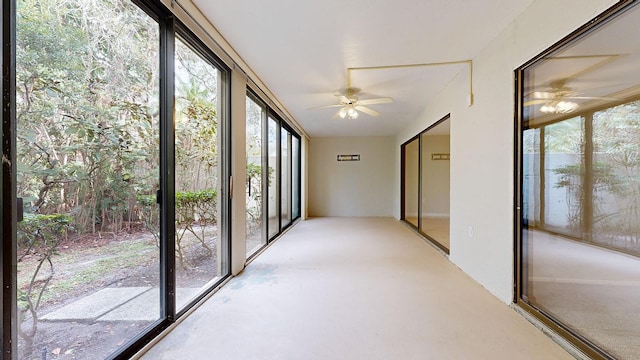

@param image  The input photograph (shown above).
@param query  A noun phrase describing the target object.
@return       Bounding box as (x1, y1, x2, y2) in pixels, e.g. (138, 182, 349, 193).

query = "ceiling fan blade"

(529, 91, 554, 99)
(357, 97, 393, 106)
(524, 100, 547, 106)
(355, 105, 380, 117)
(565, 96, 621, 101)
(308, 104, 344, 110)
(332, 109, 342, 119)
(337, 95, 351, 104)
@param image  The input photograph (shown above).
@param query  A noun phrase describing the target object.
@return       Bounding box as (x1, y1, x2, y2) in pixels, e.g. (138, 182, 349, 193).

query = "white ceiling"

(193, 0, 536, 137)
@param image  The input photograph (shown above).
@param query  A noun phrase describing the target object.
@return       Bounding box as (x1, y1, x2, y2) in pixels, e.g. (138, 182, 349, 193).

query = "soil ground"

(17, 226, 217, 360)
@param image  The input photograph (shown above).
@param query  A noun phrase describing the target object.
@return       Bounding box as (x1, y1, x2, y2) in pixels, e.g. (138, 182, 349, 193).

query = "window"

(516, 2, 640, 359)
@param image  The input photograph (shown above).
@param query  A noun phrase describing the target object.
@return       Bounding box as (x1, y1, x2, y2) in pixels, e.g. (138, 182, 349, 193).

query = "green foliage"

(551, 102, 640, 244)
(175, 189, 217, 223)
(16, 0, 216, 235)
(174, 189, 217, 267)
(17, 213, 73, 253)
(137, 189, 217, 267)
(174, 39, 220, 193)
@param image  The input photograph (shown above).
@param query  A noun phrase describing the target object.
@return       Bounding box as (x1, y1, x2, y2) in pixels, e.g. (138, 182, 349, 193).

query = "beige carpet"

(139, 217, 572, 360)
(404, 216, 450, 250)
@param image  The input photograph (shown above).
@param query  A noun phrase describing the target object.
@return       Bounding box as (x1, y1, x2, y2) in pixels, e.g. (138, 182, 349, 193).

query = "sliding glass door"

(403, 138, 419, 227)
(401, 116, 451, 252)
(249, 102, 300, 252)
(8, 1, 231, 358)
(246, 95, 266, 256)
(280, 127, 292, 229)
(292, 136, 301, 220)
(15, 1, 162, 358)
(419, 119, 451, 250)
(267, 116, 279, 239)
(516, 3, 640, 358)
(174, 34, 228, 312)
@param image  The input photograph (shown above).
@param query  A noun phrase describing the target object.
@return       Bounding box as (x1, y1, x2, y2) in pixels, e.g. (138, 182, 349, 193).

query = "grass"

(17, 234, 158, 308)
(17, 226, 217, 312)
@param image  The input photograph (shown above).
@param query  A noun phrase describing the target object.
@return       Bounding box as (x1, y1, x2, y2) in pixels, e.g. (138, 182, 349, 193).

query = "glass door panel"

(267, 117, 279, 239)
(246, 96, 266, 256)
(518, 4, 640, 358)
(292, 136, 301, 220)
(419, 121, 450, 251)
(403, 138, 419, 227)
(16, 1, 161, 358)
(281, 128, 291, 229)
(174, 36, 224, 311)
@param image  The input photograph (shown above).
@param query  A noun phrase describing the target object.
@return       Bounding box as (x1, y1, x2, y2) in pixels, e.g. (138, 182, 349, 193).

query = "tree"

(17, 0, 160, 233)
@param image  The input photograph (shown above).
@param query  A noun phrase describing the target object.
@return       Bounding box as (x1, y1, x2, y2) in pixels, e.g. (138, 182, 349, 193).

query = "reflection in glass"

(16, 1, 160, 358)
(592, 104, 640, 254)
(403, 139, 419, 227)
(246, 96, 265, 256)
(543, 117, 583, 237)
(267, 118, 279, 239)
(519, 4, 640, 358)
(174, 36, 225, 311)
(420, 123, 450, 250)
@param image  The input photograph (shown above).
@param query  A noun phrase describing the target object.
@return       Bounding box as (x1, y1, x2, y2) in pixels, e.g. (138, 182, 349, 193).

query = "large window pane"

(246, 96, 265, 256)
(16, 0, 161, 358)
(174, 36, 225, 311)
(518, 3, 640, 358)
(403, 139, 419, 227)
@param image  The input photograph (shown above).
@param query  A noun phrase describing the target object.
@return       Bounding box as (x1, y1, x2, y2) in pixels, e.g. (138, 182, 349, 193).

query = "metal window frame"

(2, 0, 18, 357)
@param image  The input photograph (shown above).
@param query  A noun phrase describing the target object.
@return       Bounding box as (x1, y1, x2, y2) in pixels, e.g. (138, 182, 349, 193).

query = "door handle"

(17, 197, 23, 222)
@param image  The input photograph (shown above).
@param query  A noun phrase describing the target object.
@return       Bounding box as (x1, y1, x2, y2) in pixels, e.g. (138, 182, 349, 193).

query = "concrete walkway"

(42, 287, 200, 322)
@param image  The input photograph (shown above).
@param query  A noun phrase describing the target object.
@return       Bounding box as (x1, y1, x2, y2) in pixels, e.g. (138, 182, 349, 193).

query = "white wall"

(308, 137, 395, 217)
(395, 0, 618, 303)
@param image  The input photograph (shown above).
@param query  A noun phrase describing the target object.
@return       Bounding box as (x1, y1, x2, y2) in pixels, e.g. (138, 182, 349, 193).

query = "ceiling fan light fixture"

(339, 107, 348, 119)
(540, 101, 578, 114)
(347, 106, 359, 119)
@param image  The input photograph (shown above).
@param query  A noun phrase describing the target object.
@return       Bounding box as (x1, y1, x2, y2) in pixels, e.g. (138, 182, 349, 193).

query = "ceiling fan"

(309, 87, 392, 119)
(524, 79, 617, 114)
